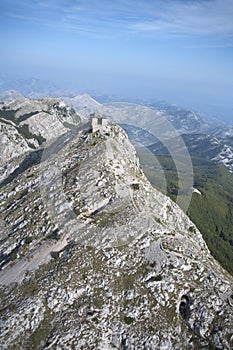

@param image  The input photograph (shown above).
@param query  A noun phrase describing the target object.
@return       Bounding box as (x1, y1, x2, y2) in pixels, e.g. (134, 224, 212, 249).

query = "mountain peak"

(62, 93, 103, 117)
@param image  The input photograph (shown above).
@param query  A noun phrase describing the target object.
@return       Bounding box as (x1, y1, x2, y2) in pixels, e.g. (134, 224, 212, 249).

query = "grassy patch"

(17, 124, 46, 145)
(124, 316, 134, 325)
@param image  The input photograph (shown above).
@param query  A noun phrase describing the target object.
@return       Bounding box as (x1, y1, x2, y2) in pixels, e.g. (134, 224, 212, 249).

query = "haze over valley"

(1, 0, 233, 122)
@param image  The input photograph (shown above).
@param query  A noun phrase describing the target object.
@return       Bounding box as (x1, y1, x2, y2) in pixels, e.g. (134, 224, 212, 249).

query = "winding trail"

(0, 233, 70, 286)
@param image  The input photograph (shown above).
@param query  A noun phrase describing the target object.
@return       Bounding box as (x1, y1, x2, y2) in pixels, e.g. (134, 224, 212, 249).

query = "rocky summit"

(0, 100, 233, 349)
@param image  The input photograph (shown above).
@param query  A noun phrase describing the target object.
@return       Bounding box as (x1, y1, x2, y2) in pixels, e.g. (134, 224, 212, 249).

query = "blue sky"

(0, 0, 233, 121)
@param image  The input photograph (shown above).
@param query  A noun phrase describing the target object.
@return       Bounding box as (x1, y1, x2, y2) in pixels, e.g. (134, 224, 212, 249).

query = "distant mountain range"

(0, 77, 232, 175)
(0, 77, 77, 99)
(0, 75, 232, 131)
(123, 126, 233, 174)
(0, 75, 232, 173)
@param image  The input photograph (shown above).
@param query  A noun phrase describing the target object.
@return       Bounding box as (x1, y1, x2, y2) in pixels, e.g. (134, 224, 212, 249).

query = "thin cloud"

(1, 0, 233, 42)
(129, 0, 233, 38)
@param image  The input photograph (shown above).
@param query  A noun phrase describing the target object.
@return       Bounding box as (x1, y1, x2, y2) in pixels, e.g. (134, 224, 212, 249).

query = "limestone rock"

(0, 100, 232, 349)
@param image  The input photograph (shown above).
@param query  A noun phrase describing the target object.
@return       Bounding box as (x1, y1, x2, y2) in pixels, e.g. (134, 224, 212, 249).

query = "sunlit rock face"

(0, 99, 232, 350)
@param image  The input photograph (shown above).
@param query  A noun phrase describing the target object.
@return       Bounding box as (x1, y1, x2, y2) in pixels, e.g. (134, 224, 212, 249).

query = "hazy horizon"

(1, 0, 233, 123)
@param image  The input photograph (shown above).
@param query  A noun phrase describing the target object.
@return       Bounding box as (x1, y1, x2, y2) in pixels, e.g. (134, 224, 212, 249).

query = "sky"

(0, 0, 233, 122)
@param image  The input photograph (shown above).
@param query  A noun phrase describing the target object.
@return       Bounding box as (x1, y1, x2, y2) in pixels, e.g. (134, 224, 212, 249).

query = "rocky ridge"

(61, 95, 233, 174)
(0, 98, 81, 182)
(0, 101, 232, 349)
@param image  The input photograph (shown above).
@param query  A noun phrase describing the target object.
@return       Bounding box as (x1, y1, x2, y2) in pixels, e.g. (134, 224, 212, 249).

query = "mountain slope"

(62, 93, 103, 117)
(0, 98, 82, 182)
(138, 139, 233, 275)
(147, 132, 233, 174)
(0, 109, 233, 349)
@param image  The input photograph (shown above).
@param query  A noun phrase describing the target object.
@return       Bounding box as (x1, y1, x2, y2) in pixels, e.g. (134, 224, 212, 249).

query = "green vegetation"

(124, 316, 134, 325)
(50, 251, 60, 259)
(187, 162, 233, 274)
(146, 275, 163, 282)
(0, 108, 46, 145)
(25, 307, 52, 349)
(63, 121, 75, 129)
(21, 278, 38, 296)
(137, 148, 233, 275)
(24, 236, 33, 244)
(0, 106, 38, 123)
(0, 108, 16, 122)
(17, 124, 46, 145)
(131, 183, 140, 190)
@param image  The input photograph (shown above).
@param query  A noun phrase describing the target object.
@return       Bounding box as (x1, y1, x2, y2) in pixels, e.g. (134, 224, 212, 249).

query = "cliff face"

(0, 100, 232, 350)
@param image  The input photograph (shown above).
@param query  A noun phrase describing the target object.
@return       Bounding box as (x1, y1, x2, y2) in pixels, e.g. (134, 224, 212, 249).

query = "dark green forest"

(137, 148, 233, 275)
